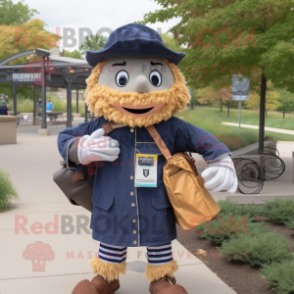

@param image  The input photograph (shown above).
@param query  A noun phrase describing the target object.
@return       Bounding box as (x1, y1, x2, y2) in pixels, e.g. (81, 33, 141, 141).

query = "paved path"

(222, 122, 294, 135)
(0, 133, 236, 294)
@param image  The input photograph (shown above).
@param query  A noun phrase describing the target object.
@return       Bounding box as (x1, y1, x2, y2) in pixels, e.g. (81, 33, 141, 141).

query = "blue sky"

(13, 0, 180, 51)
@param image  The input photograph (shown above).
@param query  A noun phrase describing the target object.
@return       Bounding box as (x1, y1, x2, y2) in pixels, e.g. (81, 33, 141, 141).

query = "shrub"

(0, 168, 18, 211)
(217, 200, 262, 219)
(285, 220, 294, 230)
(194, 201, 262, 245)
(195, 213, 256, 245)
(261, 198, 294, 228)
(218, 222, 292, 267)
(261, 260, 294, 294)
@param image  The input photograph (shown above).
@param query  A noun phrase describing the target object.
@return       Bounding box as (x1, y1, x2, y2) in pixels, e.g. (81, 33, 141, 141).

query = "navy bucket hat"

(85, 23, 185, 67)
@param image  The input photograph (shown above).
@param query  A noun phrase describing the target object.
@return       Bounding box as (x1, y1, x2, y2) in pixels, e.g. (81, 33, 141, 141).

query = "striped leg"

(145, 242, 178, 282)
(90, 243, 127, 282)
(147, 243, 173, 265)
(98, 243, 127, 264)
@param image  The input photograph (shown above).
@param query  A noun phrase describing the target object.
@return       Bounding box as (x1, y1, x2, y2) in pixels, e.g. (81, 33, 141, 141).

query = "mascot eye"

(116, 70, 129, 87)
(149, 70, 162, 87)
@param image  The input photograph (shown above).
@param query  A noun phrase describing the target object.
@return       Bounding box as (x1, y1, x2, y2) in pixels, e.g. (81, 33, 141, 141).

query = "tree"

(245, 81, 280, 114)
(61, 49, 82, 59)
(141, 0, 294, 152)
(0, 0, 38, 25)
(0, 18, 60, 62)
(0, 18, 60, 98)
(190, 87, 211, 109)
(198, 87, 232, 116)
(245, 91, 280, 112)
(79, 34, 107, 55)
(276, 89, 294, 119)
(161, 33, 182, 52)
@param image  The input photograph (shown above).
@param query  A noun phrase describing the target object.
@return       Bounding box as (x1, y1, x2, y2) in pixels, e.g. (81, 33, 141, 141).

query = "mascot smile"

(58, 23, 238, 294)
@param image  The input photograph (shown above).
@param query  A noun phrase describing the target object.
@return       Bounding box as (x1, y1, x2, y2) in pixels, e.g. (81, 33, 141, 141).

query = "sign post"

(232, 75, 250, 134)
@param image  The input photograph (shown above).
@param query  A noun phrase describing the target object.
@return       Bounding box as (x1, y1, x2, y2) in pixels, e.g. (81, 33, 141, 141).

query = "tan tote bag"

(146, 125, 221, 230)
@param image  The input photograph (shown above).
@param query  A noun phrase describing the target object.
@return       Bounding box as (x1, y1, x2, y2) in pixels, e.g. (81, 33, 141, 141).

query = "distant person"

(38, 98, 42, 109)
(46, 99, 54, 112)
(0, 100, 10, 115)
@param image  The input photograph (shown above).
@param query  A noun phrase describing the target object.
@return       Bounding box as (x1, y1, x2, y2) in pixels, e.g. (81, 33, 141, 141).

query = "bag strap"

(102, 121, 126, 135)
(146, 125, 172, 160)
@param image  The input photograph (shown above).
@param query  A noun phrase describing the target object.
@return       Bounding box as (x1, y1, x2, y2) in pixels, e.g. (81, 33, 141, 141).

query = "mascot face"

(85, 57, 190, 127)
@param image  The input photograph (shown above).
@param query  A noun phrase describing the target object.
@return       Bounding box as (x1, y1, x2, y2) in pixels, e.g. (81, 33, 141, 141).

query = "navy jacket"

(58, 116, 230, 247)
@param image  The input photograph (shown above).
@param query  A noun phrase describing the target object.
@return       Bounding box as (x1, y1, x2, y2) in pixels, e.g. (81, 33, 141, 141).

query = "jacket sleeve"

(57, 119, 103, 170)
(174, 118, 231, 162)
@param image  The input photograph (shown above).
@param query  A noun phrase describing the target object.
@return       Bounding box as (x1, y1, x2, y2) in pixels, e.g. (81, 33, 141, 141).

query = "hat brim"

(86, 38, 185, 67)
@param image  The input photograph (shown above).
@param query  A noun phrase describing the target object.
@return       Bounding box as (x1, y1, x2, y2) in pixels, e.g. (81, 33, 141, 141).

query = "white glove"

(201, 155, 238, 193)
(77, 128, 120, 165)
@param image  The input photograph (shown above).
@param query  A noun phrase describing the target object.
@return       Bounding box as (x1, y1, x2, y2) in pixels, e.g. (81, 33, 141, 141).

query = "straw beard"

(85, 60, 191, 128)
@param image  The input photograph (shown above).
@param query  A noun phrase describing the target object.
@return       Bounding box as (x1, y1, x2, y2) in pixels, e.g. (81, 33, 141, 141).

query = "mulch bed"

(176, 217, 294, 294)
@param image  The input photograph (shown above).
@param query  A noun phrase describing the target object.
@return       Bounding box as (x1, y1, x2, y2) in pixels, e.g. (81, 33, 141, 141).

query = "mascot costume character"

(58, 23, 237, 294)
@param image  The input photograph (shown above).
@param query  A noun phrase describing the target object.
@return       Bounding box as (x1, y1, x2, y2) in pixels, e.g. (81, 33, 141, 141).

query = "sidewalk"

(0, 133, 236, 294)
(222, 122, 294, 136)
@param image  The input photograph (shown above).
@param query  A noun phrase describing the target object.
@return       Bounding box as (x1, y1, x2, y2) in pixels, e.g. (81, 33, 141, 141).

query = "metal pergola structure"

(0, 48, 92, 129)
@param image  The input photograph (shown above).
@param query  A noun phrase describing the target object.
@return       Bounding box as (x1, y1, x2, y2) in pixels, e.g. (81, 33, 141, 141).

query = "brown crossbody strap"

(102, 121, 126, 135)
(146, 125, 172, 160)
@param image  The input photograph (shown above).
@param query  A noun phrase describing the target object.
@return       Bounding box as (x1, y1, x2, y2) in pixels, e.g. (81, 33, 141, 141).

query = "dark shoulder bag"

(53, 122, 121, 212)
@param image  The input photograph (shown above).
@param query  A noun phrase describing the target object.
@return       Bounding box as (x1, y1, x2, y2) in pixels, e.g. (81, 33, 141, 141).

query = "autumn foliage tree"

(0, 0, 60, 98)
(245, 81, 280, 113)
(189, 87, 211, 109)
(245, 91, 280, 114)
(198, 87, 233, 116)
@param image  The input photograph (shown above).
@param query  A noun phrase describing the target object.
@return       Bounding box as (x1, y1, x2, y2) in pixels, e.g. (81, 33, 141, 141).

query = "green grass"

(0, 168, 18, 211)
(176, 107, 294, 150)
(7, 93, 86, 117)
(213, 107, 294, 130)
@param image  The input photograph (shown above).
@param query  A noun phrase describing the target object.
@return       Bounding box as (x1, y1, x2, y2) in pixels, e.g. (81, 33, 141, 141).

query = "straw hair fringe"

(90, 256, 126, 282)
(145, 260, 179, 281)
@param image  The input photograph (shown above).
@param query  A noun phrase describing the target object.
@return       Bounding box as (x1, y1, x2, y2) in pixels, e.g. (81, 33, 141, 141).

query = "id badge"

(135, 154, 157, 188)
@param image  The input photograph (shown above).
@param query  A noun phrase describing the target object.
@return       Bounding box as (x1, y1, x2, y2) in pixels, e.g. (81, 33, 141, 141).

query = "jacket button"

(133, 230, 137, 234)
(132, 219, 136, 223)
(133, 240, 137, 245)
(131, 203, 135, 207)
(130, 192, 134, 196)
(130, 176, 134, 180)
(130, 128, 134, 133)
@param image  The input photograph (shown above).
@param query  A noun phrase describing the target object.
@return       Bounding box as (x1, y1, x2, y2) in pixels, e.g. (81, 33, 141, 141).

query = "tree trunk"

(227, 104, 230, 117)
(258, 72, 266, 154)
(220, 100, 223, 112)
(190, 101, 194, 109)
(283, 112, 285, 119)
